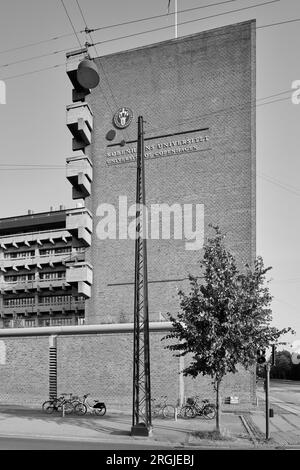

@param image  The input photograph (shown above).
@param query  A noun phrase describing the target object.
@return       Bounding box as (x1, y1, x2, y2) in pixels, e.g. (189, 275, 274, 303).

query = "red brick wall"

(0, 333, 256, 408)
(84, 20, 256, 325)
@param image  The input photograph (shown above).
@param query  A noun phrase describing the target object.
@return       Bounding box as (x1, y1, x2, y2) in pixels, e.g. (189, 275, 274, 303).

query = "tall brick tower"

(65, 20, 256, 406)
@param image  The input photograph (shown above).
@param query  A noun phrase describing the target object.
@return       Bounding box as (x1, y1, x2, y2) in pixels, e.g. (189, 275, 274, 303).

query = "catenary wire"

(2, 1, 297, 64)
(0, 0, 240, 56)
(60, 0, 83, 49)
(91, 0, 280, 47)
(71, 0, 115, 116)
(90, 0, 240, 33)
(74, 0, 131, 140)
(0, 0, 281, 70)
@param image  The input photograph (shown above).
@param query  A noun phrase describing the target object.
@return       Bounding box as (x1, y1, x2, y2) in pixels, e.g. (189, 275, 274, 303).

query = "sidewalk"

(0, 403, 298, 449)
(243, 395, 300, 448)
(0, 405, 257, 449)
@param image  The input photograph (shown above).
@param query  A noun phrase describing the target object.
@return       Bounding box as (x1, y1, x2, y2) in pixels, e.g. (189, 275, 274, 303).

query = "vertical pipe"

(175, 0, 178, 38)
(265, 363, 270, 440)
(178, 353, 185, 407)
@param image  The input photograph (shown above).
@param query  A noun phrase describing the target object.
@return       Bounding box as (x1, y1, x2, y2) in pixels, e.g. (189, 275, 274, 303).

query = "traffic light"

(257, 349, 266, 364)
(271, 345, 276, 366)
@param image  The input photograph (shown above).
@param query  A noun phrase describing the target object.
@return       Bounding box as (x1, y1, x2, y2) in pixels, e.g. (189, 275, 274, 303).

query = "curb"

(0, 431, 182, 448)
(239, 415, 258, 446)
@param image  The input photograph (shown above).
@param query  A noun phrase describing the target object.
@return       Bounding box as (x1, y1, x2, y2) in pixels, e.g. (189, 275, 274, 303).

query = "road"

(0, 436, 175, 450)
(255, 379, 300, 445)
(258, 379, 300, 414)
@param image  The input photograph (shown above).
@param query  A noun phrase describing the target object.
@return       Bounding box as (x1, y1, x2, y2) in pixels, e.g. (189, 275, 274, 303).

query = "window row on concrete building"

(0, 208, 93, 328)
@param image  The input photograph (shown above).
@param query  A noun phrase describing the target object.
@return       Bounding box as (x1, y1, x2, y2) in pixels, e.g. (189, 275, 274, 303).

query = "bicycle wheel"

(44, 403, 56, 414)
(162, 405, 176, 419)
(42, 400, 52, 411)
(203, 404, 216, 420)
(74, 403, 87, 416)
(152, 406, 161, 418)
(182, 405, 196, 419)
(63, 401, 75, 415)
(94, 404, 106, 416)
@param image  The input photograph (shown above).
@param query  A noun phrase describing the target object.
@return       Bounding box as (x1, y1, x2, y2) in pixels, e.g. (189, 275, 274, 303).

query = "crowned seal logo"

(113, 107, 133, 129)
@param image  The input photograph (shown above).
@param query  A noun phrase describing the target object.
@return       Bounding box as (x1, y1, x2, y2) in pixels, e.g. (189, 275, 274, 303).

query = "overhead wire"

(258, 173, 300, 197)
(89, 0, 240, 33)
(0, 0, 240, 56)
(0, 31, 78, 56)
(74, 0, 131, 140)
(0, 0, 282, 71)
(91, 0, 281, 48)
(2, 1, 299, 66)
(60, 0, 83, 49)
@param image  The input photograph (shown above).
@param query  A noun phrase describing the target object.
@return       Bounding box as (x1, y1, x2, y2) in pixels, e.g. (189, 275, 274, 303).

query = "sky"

(0, 0, 299, 346)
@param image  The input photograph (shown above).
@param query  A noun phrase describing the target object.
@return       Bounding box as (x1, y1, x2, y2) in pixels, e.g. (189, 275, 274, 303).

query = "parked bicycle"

(42, 393, 78, 415)
(74, 393, 106, 416)
(141, 395, 175, 419)
(179, 396, 216, 419)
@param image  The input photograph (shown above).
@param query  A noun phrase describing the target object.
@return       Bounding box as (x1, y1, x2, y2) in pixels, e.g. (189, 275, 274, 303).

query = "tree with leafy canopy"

(270, 350, 293, 379)
(163, 225, 294, 433)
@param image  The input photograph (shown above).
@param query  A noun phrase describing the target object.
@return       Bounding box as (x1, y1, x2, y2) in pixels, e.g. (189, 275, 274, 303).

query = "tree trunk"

(215, 379, 221, 433)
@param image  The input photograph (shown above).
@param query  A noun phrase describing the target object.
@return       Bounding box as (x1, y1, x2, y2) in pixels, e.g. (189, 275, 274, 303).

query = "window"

(39, 247, 71, 256)
(3, 297, 35, 307)
(4, 274, 35, 283)
(39, 295, 72, 305)
(55, 247, 72, 254)
(51, 317, 74, 326)
(2, 319, 13, 328)
(24, 319, 36, 328)
(40, 271, 66, 280)
(4, 251, 34, 259)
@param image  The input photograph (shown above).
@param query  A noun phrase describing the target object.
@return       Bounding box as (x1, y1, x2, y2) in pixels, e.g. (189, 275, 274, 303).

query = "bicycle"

(180, 396, 216, 419)
(74, 393, 106, 416)
(42, 393, 77, 415)
(142, 396, 175, 419)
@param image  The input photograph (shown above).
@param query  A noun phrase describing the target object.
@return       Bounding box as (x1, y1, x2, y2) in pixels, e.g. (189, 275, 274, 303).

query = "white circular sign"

(113, 107, 133, 129)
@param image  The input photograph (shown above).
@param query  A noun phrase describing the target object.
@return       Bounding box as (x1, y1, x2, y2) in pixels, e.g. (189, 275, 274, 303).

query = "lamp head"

(77, 58, 100, 89)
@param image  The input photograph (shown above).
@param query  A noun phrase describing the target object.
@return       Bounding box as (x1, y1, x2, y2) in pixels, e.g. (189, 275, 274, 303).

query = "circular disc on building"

(113, 107, 133, 129)
(106, 129, 116, 141)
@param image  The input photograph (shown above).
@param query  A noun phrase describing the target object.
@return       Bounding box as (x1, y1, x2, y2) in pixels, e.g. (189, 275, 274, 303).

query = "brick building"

(0, 207, 92, 328)
(0, 20, 256, 407)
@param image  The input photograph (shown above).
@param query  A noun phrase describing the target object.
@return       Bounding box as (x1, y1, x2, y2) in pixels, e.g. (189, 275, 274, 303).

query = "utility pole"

(265, 362, 270, 440)
(131, 116, 152, 437)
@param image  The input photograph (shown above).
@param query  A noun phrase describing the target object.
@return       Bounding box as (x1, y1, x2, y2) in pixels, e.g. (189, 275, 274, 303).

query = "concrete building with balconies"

(0, 207, 93, 328)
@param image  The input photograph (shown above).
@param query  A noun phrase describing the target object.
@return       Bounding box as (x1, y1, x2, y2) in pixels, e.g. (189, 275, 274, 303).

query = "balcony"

(66, 208, 92, 246)
(1, 300, 85, 316)
(0, 229, 71, 249)
(1, 315, 85, 329)
(66, 102, 93, 147)
(66, 154, 93, 199)
(0, 251, 75, 271)
(66, 262, 92, 298)
(0, 278, 69, 293)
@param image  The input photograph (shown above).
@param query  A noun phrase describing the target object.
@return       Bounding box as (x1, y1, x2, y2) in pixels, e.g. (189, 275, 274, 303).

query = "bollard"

(62, 404, 65, 417)
(174, 407, 177, 421)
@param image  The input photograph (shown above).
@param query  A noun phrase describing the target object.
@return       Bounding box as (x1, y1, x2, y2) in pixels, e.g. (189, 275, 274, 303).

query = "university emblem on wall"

(113, 107, 133, 129)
